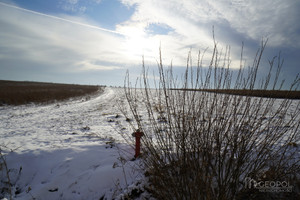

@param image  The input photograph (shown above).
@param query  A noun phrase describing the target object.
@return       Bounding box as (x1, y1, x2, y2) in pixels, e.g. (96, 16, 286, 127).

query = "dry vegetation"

(0, 80, 103, 106)
(173, 89, 300, 99)
(123, 39, 300, 200)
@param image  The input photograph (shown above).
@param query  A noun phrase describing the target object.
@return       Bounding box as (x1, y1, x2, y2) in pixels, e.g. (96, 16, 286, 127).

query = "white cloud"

(76, 61, 122, 71)
(0, 0, 299, 86)
(117, 0, 300, 69)
(207, 0, 300, 47)
(92, 0, 102, 4)
(68, 0, 78, 4)
(0, 4, 131, 73)
(120, 0, 300, 47)
(59, 0, 86, 14)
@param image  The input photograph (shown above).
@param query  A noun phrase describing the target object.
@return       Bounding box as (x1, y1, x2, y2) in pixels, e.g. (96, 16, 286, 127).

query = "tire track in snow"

(0, 87, 125, 152)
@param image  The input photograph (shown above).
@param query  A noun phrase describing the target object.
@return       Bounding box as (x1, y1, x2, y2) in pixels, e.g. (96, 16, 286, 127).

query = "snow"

(1, 86, 299, 199)
(0, 87, 147, 200)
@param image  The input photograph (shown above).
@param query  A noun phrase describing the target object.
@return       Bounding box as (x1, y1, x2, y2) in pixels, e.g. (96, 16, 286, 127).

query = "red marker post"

(132, 129, 144, 158)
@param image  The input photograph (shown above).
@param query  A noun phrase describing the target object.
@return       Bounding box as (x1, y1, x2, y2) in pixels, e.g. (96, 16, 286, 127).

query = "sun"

(122, 29, 159, 60)
(125, 35, 147, 57)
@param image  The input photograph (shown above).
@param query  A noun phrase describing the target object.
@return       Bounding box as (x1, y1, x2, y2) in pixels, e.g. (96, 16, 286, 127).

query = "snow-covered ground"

(0, 87, 148, 200)
(1, 86, 299, 199)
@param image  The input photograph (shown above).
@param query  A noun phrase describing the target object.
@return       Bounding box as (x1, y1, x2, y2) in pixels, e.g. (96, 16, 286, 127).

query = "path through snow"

(0, 87, 145, 200)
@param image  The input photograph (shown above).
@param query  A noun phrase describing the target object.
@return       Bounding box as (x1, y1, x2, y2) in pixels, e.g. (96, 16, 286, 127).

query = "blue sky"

(0, 0, 299, 88)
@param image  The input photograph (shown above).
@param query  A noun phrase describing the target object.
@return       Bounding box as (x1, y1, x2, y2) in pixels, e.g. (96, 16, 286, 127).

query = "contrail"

(0, 1, 124, 35)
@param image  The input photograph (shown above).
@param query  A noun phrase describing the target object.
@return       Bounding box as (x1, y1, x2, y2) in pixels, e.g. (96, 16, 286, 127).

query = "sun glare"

(122, 29, 159, 60)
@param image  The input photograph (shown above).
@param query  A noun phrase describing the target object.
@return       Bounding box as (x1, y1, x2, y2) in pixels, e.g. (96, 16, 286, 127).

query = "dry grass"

(0, 80, 103, 106)
(173, 89, 300, 99)
(0, 148, 12, 200)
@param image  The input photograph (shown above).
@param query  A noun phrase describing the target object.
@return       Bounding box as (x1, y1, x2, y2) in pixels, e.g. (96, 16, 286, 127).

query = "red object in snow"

(132, 129, 144, 158)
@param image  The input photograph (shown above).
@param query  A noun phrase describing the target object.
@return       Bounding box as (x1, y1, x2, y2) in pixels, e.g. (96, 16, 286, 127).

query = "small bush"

(124, 39, 300, 199)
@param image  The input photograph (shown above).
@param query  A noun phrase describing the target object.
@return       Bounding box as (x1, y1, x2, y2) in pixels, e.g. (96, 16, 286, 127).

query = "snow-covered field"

(0, 87, 148, 200)
(1, 86, 299, 200)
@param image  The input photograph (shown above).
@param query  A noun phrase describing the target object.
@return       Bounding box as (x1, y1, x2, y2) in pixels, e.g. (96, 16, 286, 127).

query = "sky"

(0, 0, 299, 88)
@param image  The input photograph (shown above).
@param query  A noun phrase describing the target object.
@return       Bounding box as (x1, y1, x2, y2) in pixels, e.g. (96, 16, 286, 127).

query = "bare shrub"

(123, 39, 300, 199)
(0, 149, 12, 200)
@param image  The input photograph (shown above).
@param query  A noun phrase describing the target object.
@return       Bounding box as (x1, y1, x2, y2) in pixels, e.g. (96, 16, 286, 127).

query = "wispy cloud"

(59, 0, 86, 14)
(115, 0, 300, 77)
(0, 2, 121, 35)
(0, 2, 130, 73)
(0, 0, 299, 86)
(120, 0, 300, 48)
